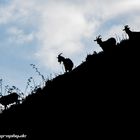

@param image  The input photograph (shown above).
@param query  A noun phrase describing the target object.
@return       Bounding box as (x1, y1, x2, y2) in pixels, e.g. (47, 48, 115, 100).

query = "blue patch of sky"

(0, 29, 46, 92)
(95, 16, 127, 37)
(0, 41, 39, 74)
(96, 10, 140, 37)
(0, 20, 38, 42)
(0, 0, 11, 5)
(0, 54, 45, 94)
(0, 29, 40, 92)
(0, 26, 8, 43)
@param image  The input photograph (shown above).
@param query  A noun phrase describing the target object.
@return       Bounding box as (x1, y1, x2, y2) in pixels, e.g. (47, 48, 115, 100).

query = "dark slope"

(0, 38, 139, 138)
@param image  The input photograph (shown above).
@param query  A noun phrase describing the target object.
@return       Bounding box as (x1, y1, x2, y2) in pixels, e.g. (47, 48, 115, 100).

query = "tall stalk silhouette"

(25, 77, 36, 95)
(30, 64, 46, 87)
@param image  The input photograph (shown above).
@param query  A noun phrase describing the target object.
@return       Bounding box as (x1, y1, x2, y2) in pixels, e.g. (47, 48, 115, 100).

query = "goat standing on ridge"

(123, 25, 140, 41)
(94, 35, 116, 52)
(57, 53, 74, 73)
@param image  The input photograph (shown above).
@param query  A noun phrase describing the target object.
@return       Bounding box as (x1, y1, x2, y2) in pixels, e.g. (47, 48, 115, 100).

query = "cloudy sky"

(0, 0, 140, 94)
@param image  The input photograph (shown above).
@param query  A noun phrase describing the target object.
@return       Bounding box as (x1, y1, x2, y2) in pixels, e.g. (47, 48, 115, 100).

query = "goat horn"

(98, 35, 102, 39)
(94, 35, 102, 41)
(58, 53, 62, 56)
(124, 25, 129, 28)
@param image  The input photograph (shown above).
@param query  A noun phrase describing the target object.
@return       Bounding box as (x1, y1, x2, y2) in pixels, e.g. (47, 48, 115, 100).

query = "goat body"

(63, 58, 74, 72)
(95, 36, 116, 52)
(0, 93, 19, 109)
(123, 25, 140, 40)
(127, 31, 140, 40)
(57, 54, 74, 72)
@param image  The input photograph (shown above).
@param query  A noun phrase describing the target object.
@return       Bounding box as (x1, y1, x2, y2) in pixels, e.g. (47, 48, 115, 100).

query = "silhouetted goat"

(57, 53, 74, 72)
(94, 35, 116, 52)
(123, 25, 140, 40)
(0, 93, 19, 109)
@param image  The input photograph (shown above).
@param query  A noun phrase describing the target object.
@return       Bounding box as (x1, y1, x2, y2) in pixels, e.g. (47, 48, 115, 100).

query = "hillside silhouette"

(0, 26, 140, 138)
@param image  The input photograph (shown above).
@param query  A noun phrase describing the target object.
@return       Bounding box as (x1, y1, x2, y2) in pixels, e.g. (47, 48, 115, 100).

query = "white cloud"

(7, 27, 35, 44)
(35, 1, 99, 70)
(35, 0, 140, 71)
(1, 0, 140, 72)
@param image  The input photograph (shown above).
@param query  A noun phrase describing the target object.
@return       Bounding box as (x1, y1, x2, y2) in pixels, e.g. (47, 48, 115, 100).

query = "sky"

(0, 0, 140, 95)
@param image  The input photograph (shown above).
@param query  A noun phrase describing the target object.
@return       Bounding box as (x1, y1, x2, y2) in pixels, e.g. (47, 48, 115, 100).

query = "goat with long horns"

(57, 53, 74, 73)
(123, 25, 140, 40)
(94, 35, 116, 52)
